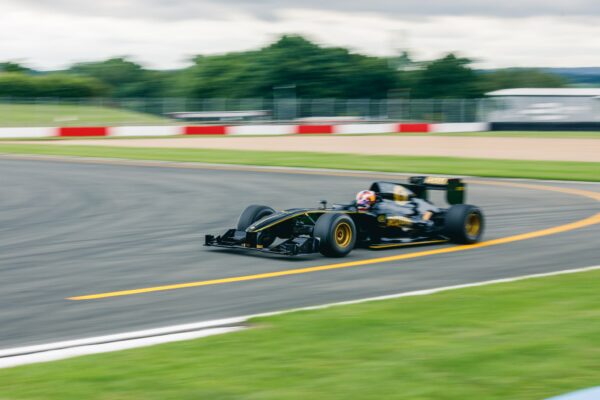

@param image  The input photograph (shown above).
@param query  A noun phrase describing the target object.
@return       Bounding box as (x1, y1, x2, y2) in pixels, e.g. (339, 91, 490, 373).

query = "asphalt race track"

(1, 157, 599, 349)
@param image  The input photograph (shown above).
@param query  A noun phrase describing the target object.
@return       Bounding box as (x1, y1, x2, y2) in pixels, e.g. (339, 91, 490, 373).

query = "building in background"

(486, 88, 600, 130)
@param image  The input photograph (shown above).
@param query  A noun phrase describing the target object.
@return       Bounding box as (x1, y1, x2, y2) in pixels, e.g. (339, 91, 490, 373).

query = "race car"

(205, 176, 484, 257)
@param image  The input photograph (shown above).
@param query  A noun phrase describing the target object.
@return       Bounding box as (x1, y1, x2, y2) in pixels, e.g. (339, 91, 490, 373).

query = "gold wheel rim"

(465, 212, 481, 237)
(335, 222, 352, 247)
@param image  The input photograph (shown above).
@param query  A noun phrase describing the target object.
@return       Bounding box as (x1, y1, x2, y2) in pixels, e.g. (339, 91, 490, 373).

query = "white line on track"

(2, 264, 599, 369)
(0, 327, 243, 369)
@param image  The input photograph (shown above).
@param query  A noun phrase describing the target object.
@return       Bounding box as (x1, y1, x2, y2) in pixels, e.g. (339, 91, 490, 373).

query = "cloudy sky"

(2, 0, 600, 70)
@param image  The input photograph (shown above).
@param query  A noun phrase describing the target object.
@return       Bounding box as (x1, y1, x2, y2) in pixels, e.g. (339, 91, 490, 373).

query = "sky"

(2, 0, 600, 70)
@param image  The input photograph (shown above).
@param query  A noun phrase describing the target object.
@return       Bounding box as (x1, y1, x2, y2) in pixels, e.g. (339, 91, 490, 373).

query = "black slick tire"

(444, 204, 484, 244)
(237, 204, 276, 247)
(237, 205, 275, 231)
(313, 213, 357, 257)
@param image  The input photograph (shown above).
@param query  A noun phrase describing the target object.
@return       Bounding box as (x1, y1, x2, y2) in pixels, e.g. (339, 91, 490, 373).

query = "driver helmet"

(356, 190, 376, 210)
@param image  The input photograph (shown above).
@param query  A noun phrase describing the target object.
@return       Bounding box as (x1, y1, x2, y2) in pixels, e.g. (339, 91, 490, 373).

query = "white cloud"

(1, 1, 599, 69)
(12, 0, 600, 20)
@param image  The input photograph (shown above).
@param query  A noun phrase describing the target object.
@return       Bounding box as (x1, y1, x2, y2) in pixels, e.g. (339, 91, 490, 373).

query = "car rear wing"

(407, 176, 465, 205)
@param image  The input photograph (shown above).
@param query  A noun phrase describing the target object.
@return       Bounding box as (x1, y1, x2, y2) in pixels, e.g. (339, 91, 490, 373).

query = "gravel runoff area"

(22, 135, 600, 162)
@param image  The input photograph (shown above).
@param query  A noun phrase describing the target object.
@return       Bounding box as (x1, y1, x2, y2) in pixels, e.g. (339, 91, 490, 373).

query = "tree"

(35, 74, 109, 97)
(0, 62, 32, 74)
(177, 35, 399, 99)
(0, 73, 36, 96)
(69, 57, 164, 97)
(411, 54, 483, 99)
(0, 73, 108, 97)
(479, 69, 568, 93)
(3, 38, 572, 101)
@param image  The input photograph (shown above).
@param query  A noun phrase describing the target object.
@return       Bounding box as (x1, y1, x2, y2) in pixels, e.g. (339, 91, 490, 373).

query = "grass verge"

(0, 104, 169, 126)
(0, 143, 598, 182)
(1, 270, 599, 399)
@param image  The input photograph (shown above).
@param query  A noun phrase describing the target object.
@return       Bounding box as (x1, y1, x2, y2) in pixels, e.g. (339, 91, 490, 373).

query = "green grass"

(0, 143, 598, 182)
(0, 104, 170, 126)
(1, 270, 599, 400)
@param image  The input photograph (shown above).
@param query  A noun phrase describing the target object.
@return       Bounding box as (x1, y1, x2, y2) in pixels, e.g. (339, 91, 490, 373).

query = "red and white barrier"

(333, 123, 398, 134)
(0, 127, 55, 139)
(111, 126, 181, 137)
(0, 123, 489, 139)
(58, 127, 108, 137)
(430, 123, 489, 133)
(184, 125, 227, 135)
(228, 125, 296, 135)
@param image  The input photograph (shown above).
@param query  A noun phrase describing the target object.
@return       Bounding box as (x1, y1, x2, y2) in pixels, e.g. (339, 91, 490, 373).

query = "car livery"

(205, 176, 484, 257)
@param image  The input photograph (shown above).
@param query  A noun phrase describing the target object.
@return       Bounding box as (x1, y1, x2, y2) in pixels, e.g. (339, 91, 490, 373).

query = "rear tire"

(444, 204, 484, 244)
(314, 213, 356, 257)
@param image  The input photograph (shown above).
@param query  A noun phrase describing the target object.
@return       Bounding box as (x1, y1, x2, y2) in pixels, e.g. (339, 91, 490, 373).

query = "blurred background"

(1, 1, 600, 127)
(1, 3, 599, 399)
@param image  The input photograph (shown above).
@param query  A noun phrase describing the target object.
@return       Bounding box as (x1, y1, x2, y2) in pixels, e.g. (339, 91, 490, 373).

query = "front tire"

(237, 205, 276, 247)
(444, 204, 484, 244)
(237, 205, 275, 231)
(314, 213, 357, 257)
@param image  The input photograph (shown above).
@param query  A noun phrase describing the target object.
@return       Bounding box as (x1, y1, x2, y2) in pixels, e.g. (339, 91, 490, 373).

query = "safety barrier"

(0, 122, 489, 139)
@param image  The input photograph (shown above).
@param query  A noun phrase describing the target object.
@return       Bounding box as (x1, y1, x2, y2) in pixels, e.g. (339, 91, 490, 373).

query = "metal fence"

(0, 97, 490, 127)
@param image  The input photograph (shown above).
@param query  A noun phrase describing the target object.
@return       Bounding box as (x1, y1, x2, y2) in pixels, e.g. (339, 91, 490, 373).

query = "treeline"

(0, 35, 568, 99)
(0, 73, 109, 98)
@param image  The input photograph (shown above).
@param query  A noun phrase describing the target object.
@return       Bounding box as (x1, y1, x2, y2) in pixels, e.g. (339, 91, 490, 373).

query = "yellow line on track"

(68, 178, 600, 301)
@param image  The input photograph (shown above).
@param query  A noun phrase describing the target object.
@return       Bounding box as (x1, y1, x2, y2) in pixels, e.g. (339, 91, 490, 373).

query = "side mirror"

(319, 200, 327, 209)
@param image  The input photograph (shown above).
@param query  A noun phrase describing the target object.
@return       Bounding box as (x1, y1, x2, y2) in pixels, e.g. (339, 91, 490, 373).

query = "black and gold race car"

(205, 176, 484, 258)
